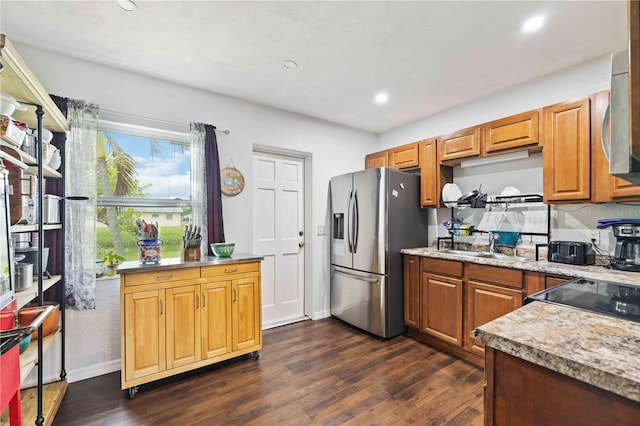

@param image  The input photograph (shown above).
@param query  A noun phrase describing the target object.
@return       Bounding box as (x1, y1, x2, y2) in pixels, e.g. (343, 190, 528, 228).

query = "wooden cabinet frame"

(120, 262, 262, 394)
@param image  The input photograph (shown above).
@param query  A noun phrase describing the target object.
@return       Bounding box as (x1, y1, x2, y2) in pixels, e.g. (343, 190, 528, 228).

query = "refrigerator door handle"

(334, 269, 378, 283)
(347, 191, 353, 253)
(353, 190, 359, 253)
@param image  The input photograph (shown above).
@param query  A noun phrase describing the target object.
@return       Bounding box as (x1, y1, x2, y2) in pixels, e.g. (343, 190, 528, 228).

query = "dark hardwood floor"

(53, 318, 484, 425)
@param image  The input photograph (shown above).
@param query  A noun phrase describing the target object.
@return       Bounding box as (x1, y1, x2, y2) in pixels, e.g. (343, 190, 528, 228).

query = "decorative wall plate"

(220, 160, 245, 196)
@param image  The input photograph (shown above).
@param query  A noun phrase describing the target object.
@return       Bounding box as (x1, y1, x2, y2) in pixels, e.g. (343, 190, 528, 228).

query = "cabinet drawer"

(468, 263, 523, 289)
(422, 257, 463, 278)
(201, 262, 260, 278)
(124, 268, 201, 287)
(545, 275, 571, 288)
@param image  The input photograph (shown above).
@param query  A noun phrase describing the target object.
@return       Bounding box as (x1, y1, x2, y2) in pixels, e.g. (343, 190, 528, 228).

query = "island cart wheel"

(252, 351, 260, 360)
(128, 386, 139, 399)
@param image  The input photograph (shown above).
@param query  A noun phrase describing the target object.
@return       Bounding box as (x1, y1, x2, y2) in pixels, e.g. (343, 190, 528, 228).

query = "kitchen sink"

(437, 249, 532, 262)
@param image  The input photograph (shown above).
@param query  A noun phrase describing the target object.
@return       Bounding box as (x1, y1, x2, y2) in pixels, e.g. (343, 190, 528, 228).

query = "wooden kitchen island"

(118, 254, 263, 398)
(473, 302, 640, 425)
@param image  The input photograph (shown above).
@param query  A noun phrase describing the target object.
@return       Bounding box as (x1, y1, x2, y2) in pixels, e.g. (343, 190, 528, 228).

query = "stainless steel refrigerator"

(330, 167, 428, 338)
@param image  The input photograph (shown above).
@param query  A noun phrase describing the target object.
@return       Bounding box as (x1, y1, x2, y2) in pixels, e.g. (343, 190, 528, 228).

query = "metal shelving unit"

(1, 34, 68, 426)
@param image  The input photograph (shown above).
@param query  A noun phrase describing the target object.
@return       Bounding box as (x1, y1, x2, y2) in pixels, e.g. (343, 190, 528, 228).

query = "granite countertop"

(401, 246, 640, 285)
(117, 252, 264, 274)
(473, 301, 640, 403)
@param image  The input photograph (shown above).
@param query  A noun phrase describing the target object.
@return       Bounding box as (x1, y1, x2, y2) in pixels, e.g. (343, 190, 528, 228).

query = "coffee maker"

(611, 223, 640, 272)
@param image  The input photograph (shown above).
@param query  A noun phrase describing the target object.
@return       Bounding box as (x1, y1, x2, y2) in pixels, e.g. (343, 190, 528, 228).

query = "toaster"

(547, 241, 595, 265)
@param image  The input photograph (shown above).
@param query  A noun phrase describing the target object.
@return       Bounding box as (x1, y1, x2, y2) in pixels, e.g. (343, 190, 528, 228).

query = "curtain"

(190, 123, 224, 256)
(65, 99, 99, 310)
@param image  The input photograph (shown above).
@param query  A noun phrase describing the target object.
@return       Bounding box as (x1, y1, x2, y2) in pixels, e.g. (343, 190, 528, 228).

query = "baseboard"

(312, 309, 331, 320)
(66, 359, 121, 384)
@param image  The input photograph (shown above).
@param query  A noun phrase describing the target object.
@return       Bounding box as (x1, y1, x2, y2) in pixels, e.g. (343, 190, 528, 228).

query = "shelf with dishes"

(10, 223, 62, 233)
(441, 182, 543, 209)
(1, 137, 62, 179)
(15, 275, 62, 310)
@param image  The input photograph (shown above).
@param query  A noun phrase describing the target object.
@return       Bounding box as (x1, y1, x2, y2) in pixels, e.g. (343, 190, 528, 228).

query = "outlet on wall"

(318, 225, 326, 236)
(589, 230, 599, 245)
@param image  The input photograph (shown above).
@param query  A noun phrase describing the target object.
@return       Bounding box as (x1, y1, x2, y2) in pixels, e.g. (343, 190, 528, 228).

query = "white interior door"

(253, 151, 305, 328)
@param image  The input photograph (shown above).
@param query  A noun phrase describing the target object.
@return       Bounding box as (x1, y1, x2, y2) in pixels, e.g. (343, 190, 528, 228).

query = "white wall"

(378, 54, 640, 252)
(15, 41, 376, 381)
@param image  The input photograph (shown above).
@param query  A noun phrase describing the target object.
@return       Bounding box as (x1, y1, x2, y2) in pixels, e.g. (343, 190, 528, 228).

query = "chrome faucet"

(488, 232, 500, 253)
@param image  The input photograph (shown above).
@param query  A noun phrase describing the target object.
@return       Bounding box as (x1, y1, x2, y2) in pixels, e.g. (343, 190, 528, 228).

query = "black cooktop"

(524, 278, 640, 323)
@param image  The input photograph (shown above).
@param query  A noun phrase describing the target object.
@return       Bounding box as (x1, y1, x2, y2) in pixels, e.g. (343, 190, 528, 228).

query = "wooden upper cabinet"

(365, 150, 388, 169)
(439, 126, 482, 162)
(543, 98, 591, 203)
(484, 110, 540, 154)
(389, 142, 420, 169)
(419, 138, 452, 207)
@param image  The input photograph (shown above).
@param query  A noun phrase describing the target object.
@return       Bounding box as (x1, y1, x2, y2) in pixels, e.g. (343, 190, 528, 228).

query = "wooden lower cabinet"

(404, 256, 526, 367)
(403, 255, 420, 329)
(123, 289, 166, 382)
(421, 272, 463, 345)
(485, 348, 640, 425)
(464, 281, 522, 356)
(121, 262, 262, 395)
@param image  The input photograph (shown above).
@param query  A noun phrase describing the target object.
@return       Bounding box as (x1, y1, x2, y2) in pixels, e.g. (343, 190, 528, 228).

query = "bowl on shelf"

(18, 302, 60, 339)
(18, 334, 31, 354)
(210, 242, 235, 257)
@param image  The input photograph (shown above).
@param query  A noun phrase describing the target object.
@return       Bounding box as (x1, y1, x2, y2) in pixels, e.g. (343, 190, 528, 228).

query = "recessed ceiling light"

(116, 0, 137, 12)
(374, 92, 389, 105)
(522, 15, 545, 33)
(283, 60, 297, 69)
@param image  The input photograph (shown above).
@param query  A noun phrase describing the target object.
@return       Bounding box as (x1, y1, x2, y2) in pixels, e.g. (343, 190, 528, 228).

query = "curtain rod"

(101, 109, 230, 135)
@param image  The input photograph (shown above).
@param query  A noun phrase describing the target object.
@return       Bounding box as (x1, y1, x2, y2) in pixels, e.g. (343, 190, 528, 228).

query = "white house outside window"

(96, 119, 192, 261)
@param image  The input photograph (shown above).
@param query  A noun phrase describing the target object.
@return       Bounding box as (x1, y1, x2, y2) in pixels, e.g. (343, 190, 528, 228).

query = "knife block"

(182, 247, 201, 261)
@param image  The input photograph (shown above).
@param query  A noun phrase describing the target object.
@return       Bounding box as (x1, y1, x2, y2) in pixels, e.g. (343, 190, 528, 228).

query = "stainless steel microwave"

(603, 49, 640, 185)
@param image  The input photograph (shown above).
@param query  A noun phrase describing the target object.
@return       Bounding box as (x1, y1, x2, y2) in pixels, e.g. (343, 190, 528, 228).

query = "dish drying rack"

(437, 195, 551, 251)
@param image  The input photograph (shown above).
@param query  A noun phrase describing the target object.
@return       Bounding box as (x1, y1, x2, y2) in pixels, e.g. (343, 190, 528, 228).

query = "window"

(96, 120, 192, 262)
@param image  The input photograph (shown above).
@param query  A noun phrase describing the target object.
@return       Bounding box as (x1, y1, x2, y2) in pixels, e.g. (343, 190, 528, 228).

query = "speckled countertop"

(402, 246, 640, 402)
(401, 246, 640, 285)
(117, 252, 263, 274)
(473, 302, 640, 403)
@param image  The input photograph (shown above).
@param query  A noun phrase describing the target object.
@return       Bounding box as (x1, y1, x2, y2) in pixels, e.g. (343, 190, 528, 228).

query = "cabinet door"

(484, 109, 540, 154)
(439, 126, 481, 162)
(419, 138, 453, 207)
(543, 98, 591, 202)
(465, 281, 522, 356)
(365, 151, 388, 169)
(201, 280, 233, 359)
(421, 273, 463, 346)
(389, 142, 419, 169)
(232, 276, 261, 351)
(166, 285, 201, 369)
(124, 290, 166, 381)
(403, 256, 420, 329)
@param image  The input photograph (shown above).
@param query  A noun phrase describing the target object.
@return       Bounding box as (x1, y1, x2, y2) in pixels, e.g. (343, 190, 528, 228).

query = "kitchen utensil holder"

(138, 239, 163, 264)
(182, 247, 201, 261)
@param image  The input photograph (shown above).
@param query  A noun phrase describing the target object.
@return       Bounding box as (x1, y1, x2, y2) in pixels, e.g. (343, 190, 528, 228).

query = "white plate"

(442, 183, 462, 207)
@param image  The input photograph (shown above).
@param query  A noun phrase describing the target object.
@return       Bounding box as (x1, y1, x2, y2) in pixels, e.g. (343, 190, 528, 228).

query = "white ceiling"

(0, 1, 628, 133)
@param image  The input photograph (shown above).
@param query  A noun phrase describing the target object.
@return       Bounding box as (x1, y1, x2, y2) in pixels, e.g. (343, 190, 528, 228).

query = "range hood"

(604, 49, 640, 185)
